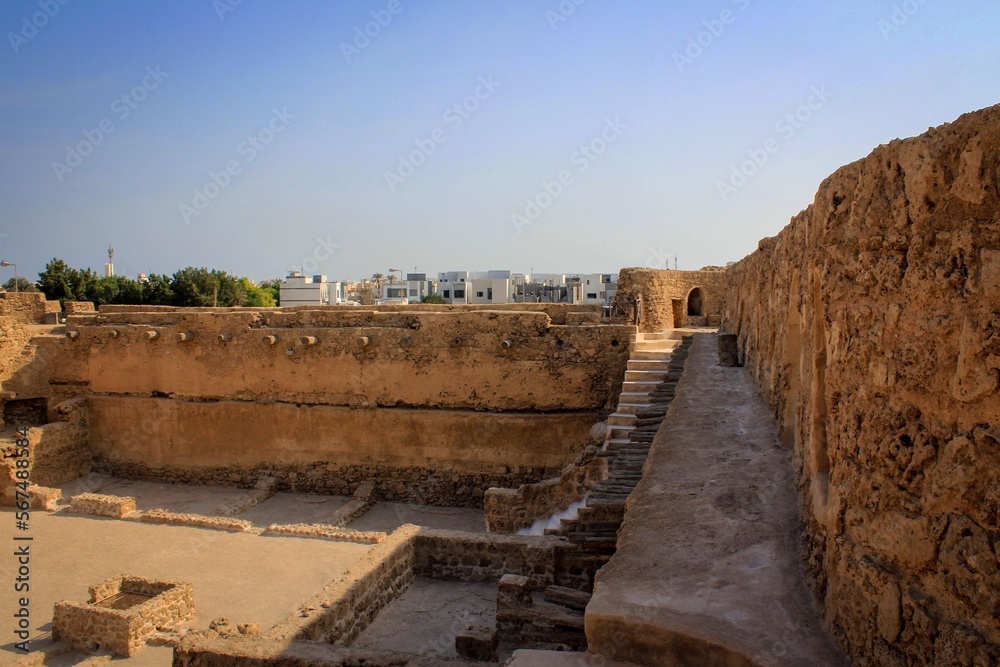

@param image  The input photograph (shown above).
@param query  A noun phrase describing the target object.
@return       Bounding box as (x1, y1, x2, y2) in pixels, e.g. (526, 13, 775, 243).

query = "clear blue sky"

(1, 1, 998, 282)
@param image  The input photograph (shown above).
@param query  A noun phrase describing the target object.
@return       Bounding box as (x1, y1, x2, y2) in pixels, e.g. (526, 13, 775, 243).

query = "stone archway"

(687, 288, 705, 316)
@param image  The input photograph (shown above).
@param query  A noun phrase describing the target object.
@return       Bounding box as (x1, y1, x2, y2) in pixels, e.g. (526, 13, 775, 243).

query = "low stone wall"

(413, 529, 572, 588)
(68, 493, 137, 519)
(63, 301, 96, 315)
(485, 447, 606, 533)
(262, 524, 385, 545)
(267, 524, 419, 645)
(137, 509, 252, 532)
(173, 634, 476, 667)
(0, 293, 59, 325)
(52, 574, 194, 657)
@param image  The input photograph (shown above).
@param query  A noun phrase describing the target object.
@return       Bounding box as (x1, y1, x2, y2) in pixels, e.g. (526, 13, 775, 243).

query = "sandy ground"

(351, 578, 497, 659)
(0, 508, 370, 666)
(347, 501, 486, 533)
(238, 492, 352, 528)
(0, 478, 491, 665)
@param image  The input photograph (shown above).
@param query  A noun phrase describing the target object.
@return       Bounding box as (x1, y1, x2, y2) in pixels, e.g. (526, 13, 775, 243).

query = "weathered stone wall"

(616, 268, 727, 332)
(61, 309, 630, 411)
(0, 399, 90, 505)
(266, 525, 419, 645)
(86, 396, 593, 507)
(0, 293, 59, 324)
(484, 447, 607, 533)
(414, 529, 575, 588)
(722, 104, 1000, 665)
(63, 301, 96, 315)
(53, 575, 194, 657)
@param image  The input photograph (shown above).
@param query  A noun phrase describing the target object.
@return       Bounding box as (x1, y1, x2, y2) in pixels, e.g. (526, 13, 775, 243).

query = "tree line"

(21, 258, 281, 308)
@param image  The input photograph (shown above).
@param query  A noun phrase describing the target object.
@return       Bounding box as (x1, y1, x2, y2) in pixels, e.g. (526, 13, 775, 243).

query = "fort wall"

(615, 268, 727, 332)
(722, 104, 1000, 665)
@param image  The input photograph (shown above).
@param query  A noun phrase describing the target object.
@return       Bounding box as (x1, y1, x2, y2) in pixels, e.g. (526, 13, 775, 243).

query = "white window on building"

(455, 289, 465, 298)
(587, 293, 598, 299)
(477, 291, 484, 298)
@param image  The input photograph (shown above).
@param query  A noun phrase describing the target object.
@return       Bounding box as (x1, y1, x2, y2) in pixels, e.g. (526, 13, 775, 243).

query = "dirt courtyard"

(0, 477, 487, 666)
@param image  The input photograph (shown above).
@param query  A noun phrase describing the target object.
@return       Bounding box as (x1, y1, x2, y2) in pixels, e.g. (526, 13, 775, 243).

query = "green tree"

(142, 274, 175, 305)
(420, 293, 446, 304)
(170, 268, 240, 307)
(38, 258, 76, 302)
(259, 279, 281, 306)
(238, 278, 275, 307)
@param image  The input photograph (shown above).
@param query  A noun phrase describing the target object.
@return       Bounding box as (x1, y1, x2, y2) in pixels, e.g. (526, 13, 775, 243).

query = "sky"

(1, 1, 998, 283)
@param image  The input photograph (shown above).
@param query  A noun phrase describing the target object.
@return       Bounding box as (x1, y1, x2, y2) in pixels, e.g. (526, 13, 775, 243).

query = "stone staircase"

(546, 333, 695, 589)
(603, 331, 685, 452)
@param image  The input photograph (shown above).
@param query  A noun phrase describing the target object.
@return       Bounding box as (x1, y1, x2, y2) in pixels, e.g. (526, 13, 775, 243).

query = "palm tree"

(371, 272, 384, 290)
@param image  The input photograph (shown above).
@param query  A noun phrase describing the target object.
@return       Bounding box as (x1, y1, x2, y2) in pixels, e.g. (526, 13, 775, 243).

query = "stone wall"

(0, 293, 59, 324)
(62, 309, 631, 411)
(87, 397, 592, 507)
(0, 399, 90, 506)
(413, 529, 575, 589)
(616, 268, 727, 332)
(52, 575, 194, 657)
(722, 104, 1000, 665)
(266, 525, 419, 645)
(484, 447, 607, 533)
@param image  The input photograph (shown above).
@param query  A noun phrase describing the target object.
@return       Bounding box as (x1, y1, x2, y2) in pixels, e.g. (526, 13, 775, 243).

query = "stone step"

(631, 340, 680, 352)
(614, 403, 655, 416)
(624, 369, 669, 383)
(618, 391, 656, 404)
(631, 332, 683, 342)
(622, 381, 662, 393)
(630, 350, 675, 361)
(627, 359, 672, 371)
(607, 413, 636, 427)
(608, 425, 635, 440)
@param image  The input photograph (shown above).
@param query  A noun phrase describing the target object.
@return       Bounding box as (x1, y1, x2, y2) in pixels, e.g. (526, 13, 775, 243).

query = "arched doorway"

(687, 288, 705, 316)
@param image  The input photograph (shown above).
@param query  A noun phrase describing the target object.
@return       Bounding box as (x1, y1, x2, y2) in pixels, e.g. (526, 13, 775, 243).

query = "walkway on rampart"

(585, 332, 846, 666)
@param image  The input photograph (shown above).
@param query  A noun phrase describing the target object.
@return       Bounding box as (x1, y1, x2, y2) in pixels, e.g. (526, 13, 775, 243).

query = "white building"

(405, 273, 435, 302)
(280, 272, 342, 307)
(469, 270, 517, 305)
(437, 271, 470, 304)
(577, 273, 618, 305)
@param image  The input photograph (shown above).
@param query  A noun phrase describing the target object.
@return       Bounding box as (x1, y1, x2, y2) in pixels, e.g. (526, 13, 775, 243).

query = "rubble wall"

(722, 104, 1000, 665)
